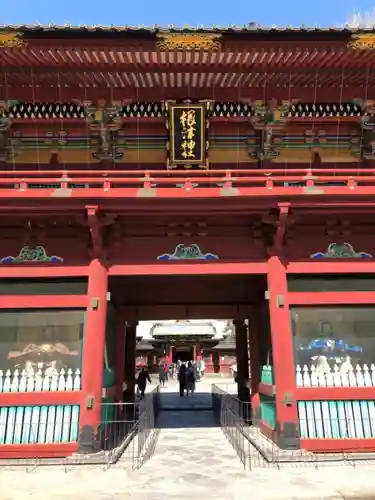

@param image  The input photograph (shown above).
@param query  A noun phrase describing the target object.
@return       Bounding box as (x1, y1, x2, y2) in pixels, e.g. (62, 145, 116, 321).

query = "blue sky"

(0, 0, 374, 28)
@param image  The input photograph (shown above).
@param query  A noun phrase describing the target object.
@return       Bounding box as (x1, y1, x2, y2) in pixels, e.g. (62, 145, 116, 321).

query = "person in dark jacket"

(158, 362, 166, 387)
(137, 367, 151, 399)
(178, 363, 187, 397)
(185, 361, 196, 396)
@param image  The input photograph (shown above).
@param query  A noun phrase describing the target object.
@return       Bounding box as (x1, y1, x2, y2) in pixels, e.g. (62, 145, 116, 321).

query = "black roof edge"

(1, 25, 375, 42)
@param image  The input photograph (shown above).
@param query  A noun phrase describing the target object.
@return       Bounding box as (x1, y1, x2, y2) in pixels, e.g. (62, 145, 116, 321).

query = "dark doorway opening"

(109, 273, 270, 418)
(172, 345, 194, 363)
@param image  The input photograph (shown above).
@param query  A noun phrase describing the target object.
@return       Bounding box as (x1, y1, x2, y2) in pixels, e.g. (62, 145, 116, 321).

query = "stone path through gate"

(2, 379, 375, 499)
(120, 378, 252, 499)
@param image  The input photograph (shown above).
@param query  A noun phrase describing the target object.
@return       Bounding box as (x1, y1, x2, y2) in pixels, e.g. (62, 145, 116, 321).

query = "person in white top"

(231, 363, 237, 381)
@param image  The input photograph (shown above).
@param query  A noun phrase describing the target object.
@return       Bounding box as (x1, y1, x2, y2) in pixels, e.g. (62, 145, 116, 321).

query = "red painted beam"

(0, 295, 87, 309)
(0, 266, 89, 278)
(109, 262, 268, 276)
(0, 168, 372, 177)
(119, 304, 252, 321)
(4, 174, 375, 186)
(296, 387, 375, 401)
(0, 443, 78, 458)
(300, 438, 375, 453)
(287, 261, 375, 274)
(0, 391, 82, 406)
(288, 291, 375, 306)
(3, 186, 375, 200)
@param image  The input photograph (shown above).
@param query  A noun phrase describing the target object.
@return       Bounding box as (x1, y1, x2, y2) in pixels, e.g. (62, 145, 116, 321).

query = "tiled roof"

(1, 24, 375, 34)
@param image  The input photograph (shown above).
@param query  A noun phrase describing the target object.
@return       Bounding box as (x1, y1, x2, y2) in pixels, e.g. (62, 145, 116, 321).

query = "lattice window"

(6, 103, 85, 119)
(212, 102, 255, 117)
(286, 103, 362, 118)
(0, 101, 365, 119)
(122, 102, 163, 118)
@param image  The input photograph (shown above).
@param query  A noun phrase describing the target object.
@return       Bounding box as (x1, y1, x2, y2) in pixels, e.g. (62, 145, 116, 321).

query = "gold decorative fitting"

(0, 32, 25, 48)
(348, 34, 375, 49)
(157, 33, 221, 51)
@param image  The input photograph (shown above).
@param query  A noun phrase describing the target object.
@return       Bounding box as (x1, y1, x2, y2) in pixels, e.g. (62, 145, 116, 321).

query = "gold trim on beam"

(348, 34, 375, 49)
(157, 33, 221, 51)
(0, 32, 25, 48)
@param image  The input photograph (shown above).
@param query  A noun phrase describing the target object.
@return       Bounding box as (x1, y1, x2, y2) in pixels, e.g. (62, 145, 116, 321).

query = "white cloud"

(346, 9, 375, 28)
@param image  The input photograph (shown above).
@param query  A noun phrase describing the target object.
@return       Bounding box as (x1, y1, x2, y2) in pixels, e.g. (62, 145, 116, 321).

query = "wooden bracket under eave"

(86, 205, 103, 259)
(274, 202, 291, 251)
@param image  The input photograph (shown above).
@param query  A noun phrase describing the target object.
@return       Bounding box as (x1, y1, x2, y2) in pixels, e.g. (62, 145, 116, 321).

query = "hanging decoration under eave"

(164, 100, 212, 169)
(0, 31, 25, 48)
(348, 34, 375, 50)
(156, 33, 221, 51)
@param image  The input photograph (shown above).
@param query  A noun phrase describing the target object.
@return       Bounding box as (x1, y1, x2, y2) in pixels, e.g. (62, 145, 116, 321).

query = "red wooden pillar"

(78, 258, 108, 453)
(123, 322, 137, 403)
(196, 345, 202, 361)
(165, 345, 172, 365)
(114, 307, 126, 401)
(267, 255, 299, 449)
(234, 319, 250, 402)
(248, 305, 261, 421)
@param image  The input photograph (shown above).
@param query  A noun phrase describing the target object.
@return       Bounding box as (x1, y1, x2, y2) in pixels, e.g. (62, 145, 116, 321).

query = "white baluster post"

(18, 370, 27, 393)
(355, 365, 365, 387)
(10, 369, 20, 392)
(363, 364, 372, 387)
(65, 369, 73, 391)
(58, 368, 66, 391)
(310, 365, 318, 386)
(371, 364, 375, 387)
(333, 364, 342, 387)
(73, 369, 81, 391)
(296, 365, 303, 387)
(302, 365, 311, 387)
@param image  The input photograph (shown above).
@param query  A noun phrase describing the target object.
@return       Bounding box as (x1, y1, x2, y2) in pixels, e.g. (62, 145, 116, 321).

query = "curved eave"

(2, 25, 375, 37)
(2, 40, 375, 68)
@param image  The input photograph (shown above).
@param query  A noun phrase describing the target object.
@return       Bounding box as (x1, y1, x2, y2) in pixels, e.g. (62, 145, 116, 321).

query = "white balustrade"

(0, 367, 81, 393)
(296, 361, 375, 387)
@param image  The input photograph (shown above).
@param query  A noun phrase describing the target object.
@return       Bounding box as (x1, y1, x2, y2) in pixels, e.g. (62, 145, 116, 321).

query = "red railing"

(0, 168, 375, 197)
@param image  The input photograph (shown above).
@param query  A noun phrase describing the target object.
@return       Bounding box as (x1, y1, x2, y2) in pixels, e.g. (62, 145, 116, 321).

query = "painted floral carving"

(157, 244, 219, 260)
(310, 243, 372, 259)
(0, 246, 64, 263)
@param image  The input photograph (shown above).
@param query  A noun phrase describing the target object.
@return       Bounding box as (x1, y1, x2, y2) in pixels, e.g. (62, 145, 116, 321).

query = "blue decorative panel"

(0, 405, 80, 444)
(298, 400, 375, 439)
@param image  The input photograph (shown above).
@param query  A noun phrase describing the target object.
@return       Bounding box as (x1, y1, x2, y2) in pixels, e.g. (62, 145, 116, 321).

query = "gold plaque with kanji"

(168, 103, 207, 168)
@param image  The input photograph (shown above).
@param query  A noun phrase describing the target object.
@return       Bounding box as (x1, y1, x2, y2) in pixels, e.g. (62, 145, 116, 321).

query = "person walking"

(185, 361, 196, 396)
(200, 359, 205, 378)
(136, 367, 151, 400)
(164, 361, 169, 385)
(178, 362, 187, 397)
(158, 362, 166, 387)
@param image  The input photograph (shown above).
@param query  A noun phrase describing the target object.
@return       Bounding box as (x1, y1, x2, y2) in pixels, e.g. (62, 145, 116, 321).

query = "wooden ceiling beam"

(1, 63, 373, 74)
(1, 85, 372, 103)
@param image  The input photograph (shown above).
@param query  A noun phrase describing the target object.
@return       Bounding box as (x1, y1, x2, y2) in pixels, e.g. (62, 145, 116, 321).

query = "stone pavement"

(1, 379, 375, 499)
